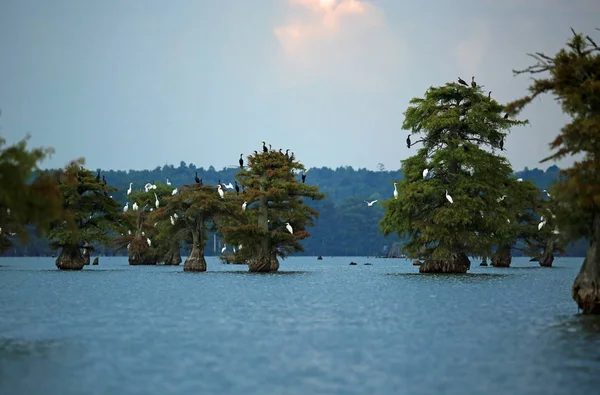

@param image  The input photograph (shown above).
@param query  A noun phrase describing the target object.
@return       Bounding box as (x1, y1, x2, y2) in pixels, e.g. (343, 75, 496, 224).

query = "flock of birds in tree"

(389, 76, 557, 234)
(116, 142, 306, 253)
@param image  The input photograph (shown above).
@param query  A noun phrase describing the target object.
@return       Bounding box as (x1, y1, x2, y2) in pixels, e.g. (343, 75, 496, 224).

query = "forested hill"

(7, 163, 582, 257)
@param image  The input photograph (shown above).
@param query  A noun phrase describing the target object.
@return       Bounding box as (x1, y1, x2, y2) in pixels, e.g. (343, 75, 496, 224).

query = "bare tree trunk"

(184, 224, 206, 272)
(572, 213, 600, 314)
(163, 241, 182, 265)
(248, 187, 277, 272)
(420, 252, 470, 273)
(491, 245, 512, 267)
(539, 239, 555, 267)
(55, 245, 85, 270)
(480, 255, 488, 266)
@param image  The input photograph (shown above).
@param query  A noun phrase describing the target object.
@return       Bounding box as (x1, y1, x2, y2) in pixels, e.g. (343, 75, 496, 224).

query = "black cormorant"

(239, 154, 244, 168)
(488, 91, 492, 99)
(301, 171, 306, 184)
(406, 135, 411, 149)
(262, 141, 268, 153)
(96, 170, 101, 182)
(195, 171, 200, 184)
(458, 77, 468, 86)
(235, 181, 240, 195)
(471, 76, 476, 88)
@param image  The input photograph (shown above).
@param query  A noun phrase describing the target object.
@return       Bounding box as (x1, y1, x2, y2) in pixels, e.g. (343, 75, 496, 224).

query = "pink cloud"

(273, 0, 408, 91)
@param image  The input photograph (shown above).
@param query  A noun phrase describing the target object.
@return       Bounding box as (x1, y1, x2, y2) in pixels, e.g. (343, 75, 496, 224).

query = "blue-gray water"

(1, 256, 600, 395)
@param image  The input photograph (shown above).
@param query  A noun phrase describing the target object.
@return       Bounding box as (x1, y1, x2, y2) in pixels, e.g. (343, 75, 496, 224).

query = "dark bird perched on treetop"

(262, 141, 268, 153)
(406, 135, 411, 149)
(471, 76, 477, 88)
(195, 171, 200, 184)
(458, 77, 468, 86)
(302, 171, 306, 184)
(239, 154, 244, 168)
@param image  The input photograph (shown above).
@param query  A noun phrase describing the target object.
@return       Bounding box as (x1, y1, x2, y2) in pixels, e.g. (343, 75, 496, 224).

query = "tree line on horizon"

(0, 29, 598, 313)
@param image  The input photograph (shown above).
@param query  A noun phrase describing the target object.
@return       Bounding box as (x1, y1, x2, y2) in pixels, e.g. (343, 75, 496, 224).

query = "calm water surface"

(1, 256, 600, 395)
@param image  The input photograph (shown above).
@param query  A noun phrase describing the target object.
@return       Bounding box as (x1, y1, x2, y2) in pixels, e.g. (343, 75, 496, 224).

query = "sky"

(0, 0, 598, 172)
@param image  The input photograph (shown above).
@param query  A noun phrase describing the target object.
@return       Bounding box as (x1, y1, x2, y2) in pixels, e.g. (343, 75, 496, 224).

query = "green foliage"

(380, 81, 528, 260)
(0, 134, 64, 252)
(507, 29, 600, 243)
(220, 148, 325, 263)
(150, 182, 240, 254)
(47, 159, 122, 250)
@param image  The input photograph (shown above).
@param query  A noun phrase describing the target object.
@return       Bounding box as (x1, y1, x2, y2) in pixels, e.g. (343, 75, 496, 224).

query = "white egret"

(423, 169, 429, 179)
(154, 193, 159, 209)
(238, 244, 242, 250)
(517, 178, 523, 182)
(147, 238, 151, 247)
(166, 179, 171, 186)
(144, 183, 152, 193)
(170, 215, 175, 225)
(497, 195, 507, 202)
(127, 243, 130, 250)
(217, 185, 224, 199)
(127, 183, 132, 196)
(553, 227, 560, 234)
(480, 210, 484, 218)
(445, 190, 454, 204)
(393, 183, 398, 199)
(547, 208, 556, 218)
(224, 182, 234, 190)
(172, 188, 178, 195)
(507, 219, 511, 224)
(285, 222, 294, 234)
(364, 200, 378, 207)
(123, 202, 129, 213)
(242, 201, 247, 211)
(128, 229, 131, 235)
(543, 189, 551, 198)
(538, 220, 546, 230)
(221, 244, 226, 253)
(233, 246, 237, 253)
(173, 213, 179, 220)
(132, 202, 138, 211)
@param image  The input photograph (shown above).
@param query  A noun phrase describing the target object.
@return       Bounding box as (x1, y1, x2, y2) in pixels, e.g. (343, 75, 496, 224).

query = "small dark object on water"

(349, 262, 357, 266)
(317, 256, 323, 260)
(479, 262, 488, 266)
(93, 257, 99, 265)
(529, 257, 539, 262)
(364, 263, 372, 266)
(412, 260, 422, 266)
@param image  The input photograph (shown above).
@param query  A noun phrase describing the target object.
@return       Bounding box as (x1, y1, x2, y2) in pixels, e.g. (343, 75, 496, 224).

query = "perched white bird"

(547, 208, 556, 218)
(285, 222, 294, 234)
(224, 182, 234, 190)
(142, 231, 145, 236)
(221, 244, 226, 253)
(217, 185, 224, 199)
(507, 219, 511, 224)
(538, 220, 546, 230)
(242, 201, 247, 211)
(166, 179, 171, 186)
(173, 213, 179, 220)
(553, 227, 560, 234)
(170, 215, 175, 225)
(132, 202, 138, 211)
(517, 178, 523, 182)
(480, 210, 484, 218)
(365, 200, 378, 207)
(127, 183, 132, 196)
(147, 238, 151, 247)
(423, 169, 429, 179)
(543, 189, 551, 198)
(144, 183, 152, 193)
(154, 193, 159, 209)
(238, 244, 242, 250)
(172, 188, 178, 195)
(233, 246, 237, 253)
(393, 183, 398, 199)
(127, 243, 131, 250)
(123, 202, 129, 213)
(497, 195, 507, 202)
(128, 230, 131, 235)
(445, 190, 453, 204)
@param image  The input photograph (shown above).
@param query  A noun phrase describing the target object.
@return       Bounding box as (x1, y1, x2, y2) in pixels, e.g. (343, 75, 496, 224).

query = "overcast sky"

(0, 0, 597, 172)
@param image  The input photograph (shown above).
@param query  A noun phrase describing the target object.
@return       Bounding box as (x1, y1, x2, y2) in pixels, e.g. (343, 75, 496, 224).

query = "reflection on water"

(0, 256, 599, 395)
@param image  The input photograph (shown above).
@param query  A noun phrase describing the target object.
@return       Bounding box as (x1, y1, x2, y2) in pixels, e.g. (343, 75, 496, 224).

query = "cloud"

(273, 0, 408, 92)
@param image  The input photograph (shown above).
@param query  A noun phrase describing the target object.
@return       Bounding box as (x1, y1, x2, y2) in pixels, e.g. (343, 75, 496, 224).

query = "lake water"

(1, 256, 599, 395)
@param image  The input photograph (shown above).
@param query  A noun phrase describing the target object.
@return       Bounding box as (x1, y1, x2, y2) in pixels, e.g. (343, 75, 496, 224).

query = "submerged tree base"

(491, 246, 512, 267)
(184, 246, 206, 272)
(163, 246, 182, 266)
(128, 237, 156, 265)
(55, 245, 85, 270)
(419, 253, 470, 273)
(248, 253, 279, 273)
(539, 252, 554, 267)
(572, 241, 600, 314)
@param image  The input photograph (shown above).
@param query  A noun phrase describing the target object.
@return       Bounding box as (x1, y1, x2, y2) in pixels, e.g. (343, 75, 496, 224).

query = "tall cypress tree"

(48, 159, 122, 270)
(219, 147, 324, 272)
(507, 29, 600, 313)
(0, 134, 64, 253)
(379, 81, 527, 272)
